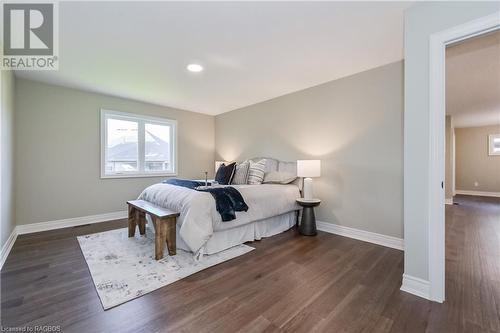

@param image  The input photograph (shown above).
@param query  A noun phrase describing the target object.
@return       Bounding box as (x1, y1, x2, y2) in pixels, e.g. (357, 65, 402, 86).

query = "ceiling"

(446, 30, 500, 128)
(14, 2, 413, 115)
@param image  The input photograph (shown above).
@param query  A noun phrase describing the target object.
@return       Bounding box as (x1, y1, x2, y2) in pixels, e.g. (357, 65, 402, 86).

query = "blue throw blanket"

(163, 178, 205, 189)
(163, 179, 249, 222)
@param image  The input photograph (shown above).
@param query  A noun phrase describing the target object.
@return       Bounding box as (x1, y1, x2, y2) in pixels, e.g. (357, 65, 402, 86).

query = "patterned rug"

(77, 228, 254, 309)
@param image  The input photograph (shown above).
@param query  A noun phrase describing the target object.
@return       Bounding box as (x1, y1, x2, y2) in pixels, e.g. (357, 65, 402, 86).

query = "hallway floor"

(436, 194, 500, 332)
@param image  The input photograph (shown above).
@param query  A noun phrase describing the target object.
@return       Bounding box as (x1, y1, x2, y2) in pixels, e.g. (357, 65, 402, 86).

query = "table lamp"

(297, 160, 321, 200)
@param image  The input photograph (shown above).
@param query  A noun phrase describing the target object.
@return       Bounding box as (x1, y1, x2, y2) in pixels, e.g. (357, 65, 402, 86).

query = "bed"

(138, 158, 302, 257)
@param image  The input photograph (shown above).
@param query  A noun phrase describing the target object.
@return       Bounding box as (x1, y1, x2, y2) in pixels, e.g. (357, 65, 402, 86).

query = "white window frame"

(489, 134, 500, 156)
(100, 109, 178, 178)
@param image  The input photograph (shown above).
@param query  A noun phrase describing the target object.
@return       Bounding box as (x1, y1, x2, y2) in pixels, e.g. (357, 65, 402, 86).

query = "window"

(489, 134, 500, 156)
(101, 110, 177, 178)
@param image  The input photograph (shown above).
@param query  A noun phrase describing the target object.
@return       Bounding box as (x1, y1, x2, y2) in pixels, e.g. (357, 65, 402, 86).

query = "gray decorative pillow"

(231, 161, 250, 185)
(247, 159, 267, 185)
(263, 171, 297, 184)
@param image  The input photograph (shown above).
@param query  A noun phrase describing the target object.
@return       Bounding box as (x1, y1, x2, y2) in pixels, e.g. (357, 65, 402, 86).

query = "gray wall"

(15, 78, 215, 225)
(216, 61, 404, 238)
(1, 71, 15, 249)
(404, 1, 500, 281)
(455, 125, 500, 192)
(445, 116, 455, 200)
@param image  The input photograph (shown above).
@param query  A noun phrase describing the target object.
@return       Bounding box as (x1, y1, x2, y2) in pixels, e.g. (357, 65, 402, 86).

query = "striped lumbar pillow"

(247, 159, 267, 185)
(231, 161, 250, 185)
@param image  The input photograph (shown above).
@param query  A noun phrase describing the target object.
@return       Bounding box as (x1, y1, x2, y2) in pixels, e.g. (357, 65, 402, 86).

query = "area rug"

(77, 228, 254, 309)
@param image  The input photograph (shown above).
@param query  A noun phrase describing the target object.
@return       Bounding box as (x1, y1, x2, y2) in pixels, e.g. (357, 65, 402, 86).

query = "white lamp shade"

(297, 160, 321, 178)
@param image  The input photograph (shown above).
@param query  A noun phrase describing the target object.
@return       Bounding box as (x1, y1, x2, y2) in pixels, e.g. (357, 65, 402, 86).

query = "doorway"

(441, 30, 500, 330)
(428, 13, 500, 303)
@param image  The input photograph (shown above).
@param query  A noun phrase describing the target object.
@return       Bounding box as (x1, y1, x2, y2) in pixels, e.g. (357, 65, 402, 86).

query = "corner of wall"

(0, 70, 16, 253)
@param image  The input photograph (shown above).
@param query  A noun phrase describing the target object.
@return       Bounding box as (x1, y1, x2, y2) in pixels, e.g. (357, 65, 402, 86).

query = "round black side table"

(296, 198, 321, 236)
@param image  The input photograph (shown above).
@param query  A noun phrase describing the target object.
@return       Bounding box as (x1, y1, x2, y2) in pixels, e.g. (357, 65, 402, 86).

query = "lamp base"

(303, 177, 314, 200)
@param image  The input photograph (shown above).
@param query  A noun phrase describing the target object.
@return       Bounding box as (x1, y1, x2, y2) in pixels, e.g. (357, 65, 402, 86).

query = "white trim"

(400, 274, 430, 300)
(5, 216, 403, 268)
(428, 12, 500, 304)
(445, 198, 453, 205)
(316, 221, 404, 251)
(1, 211, 128, 270)
(16, 211, 128, 235)
(428, 27, 447, 305)
(100, 109, 178, 179)
(0, 228, 18, 271)
(455, 190, 500, 198)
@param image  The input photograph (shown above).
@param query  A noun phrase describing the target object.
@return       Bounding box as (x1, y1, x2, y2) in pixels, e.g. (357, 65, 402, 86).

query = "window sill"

(101, 173, 178, 179)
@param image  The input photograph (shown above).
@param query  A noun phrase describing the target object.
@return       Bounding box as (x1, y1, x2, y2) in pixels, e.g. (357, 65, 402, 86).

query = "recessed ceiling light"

(187, 64, 203, 72)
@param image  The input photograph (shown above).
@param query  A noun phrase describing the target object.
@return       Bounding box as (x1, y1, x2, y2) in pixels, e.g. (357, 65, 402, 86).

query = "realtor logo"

(1, 2, 58, 70)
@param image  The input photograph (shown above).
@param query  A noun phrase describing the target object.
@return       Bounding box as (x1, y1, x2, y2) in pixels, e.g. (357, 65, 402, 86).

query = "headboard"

(248, 157, 303, 190)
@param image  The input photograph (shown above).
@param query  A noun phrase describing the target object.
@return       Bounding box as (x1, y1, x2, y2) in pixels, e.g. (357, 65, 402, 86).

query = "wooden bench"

(127, 200, 180, 260)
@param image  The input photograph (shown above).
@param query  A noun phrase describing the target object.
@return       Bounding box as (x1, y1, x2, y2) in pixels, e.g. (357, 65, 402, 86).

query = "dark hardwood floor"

(1, 194, 499, 332)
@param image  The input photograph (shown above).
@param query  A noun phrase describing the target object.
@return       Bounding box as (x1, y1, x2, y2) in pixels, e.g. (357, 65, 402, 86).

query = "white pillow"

(263, 171, 297, 184)
(247, 159, 267, 185)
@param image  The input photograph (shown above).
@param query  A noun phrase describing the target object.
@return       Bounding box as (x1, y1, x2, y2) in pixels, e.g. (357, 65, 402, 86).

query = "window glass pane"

(106, 118, 138, 173)
(494, 137, 500, 152)
(145, 123, 171, 172)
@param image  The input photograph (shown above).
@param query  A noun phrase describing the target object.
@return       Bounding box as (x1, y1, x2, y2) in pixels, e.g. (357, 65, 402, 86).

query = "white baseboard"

(16, 211, 128, 235)
(445, 198, 453, 205)
(0, 228, 18, 271)
(455, 190, 500, 198)
(7, 214, 403, 269)
(316, 221, 404, 251)
(1, 211, 128, 270)
(400, 274, 430, 300)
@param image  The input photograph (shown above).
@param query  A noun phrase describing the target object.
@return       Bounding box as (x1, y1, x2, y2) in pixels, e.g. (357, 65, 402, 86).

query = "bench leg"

(153, 217, 166, 260)
(128, 205, 137, 237)
(165, 217, 177, 255)
(137, 211, 146, 235)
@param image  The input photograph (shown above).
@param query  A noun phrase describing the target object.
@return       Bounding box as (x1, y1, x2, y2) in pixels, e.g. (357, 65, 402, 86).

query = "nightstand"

(296, 198, 321, 236)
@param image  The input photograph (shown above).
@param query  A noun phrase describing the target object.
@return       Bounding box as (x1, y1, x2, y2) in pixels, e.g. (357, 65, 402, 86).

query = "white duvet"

(138, 183, 301, 255)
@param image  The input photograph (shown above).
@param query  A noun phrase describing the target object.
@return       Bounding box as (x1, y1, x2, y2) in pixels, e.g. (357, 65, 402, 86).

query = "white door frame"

(428, 12, 500, 303)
